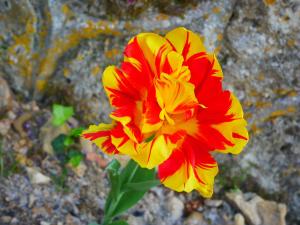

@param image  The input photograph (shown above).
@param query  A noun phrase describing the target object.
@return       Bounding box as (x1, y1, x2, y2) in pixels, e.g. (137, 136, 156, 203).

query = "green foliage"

(52, 104, 74, 126)
(101, 159, 158, 225)
(50, 126, 85, 191)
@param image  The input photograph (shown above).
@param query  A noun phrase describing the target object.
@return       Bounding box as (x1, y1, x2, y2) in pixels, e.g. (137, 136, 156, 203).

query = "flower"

(82, 27, 248, 197)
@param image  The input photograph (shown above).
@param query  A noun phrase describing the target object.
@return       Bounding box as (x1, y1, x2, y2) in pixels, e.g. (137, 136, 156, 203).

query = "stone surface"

(0, 77, 12, 115)
(184, 212, 207, 225)
(234, 213, 245, 225)
(226, 192, 287, 225)
(165, 195, 185, 223)
(26, 167, 51, 184)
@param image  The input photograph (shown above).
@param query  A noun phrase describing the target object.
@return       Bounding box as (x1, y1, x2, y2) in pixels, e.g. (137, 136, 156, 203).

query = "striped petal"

(211, 94, 249, 154)
(131, 133, 180, 169)
(82, 123, 119, 154)
(158, 136, 218, 197)
(165, 27, 206, 60)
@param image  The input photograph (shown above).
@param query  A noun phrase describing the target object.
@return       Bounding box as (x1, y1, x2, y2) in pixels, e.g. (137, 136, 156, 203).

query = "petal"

(82, 123, 119, 154)
(103, 66, 139, 108)
(165, 27, 206, 60)
(155, 73, 198, 116)
(132, 134, 179, 169)
(136, 33, 173, 75)
(110, 124, 138, 156)
(186, 53, 223, 92)
(158, 136, 218, 197)
(211, 94, 249, 154)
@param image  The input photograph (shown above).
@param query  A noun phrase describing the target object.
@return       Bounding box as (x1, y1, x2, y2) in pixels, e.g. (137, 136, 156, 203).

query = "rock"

(70, 162, 87, 177)
(234, 214, 245, 225)
(0, 77, 13, 115)
(257, 200, 287, 225)
(40, 222, 51, 225)
(226, 192, 287, 225)
(40, 119, 70, 155)
(127, 215, 145, 225)
(204, 199, 223, 208)
(165, 195, 184, 222)
(0, 216, 12, 224)
(184, 212, 208, 225)
(26, 167, 51, 184)
(0, 119, 11, 136)
(65, 214, 81, 225)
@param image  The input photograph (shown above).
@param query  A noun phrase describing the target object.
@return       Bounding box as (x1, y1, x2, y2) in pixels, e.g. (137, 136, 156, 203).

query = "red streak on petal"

(182, 31, 190, 60)
(232, 132, 248, 140)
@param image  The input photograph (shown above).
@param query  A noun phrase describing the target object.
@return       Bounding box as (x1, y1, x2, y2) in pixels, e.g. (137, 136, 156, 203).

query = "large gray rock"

(226, 192, 287, 225)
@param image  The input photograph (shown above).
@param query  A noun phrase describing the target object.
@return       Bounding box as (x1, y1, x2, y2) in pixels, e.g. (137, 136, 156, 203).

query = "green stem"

(101, 161, 139, 225)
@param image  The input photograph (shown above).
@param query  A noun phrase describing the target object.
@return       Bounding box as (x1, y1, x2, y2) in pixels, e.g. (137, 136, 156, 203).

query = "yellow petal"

(132, 135, 176, 169)
(136, 33, 173, 75)
(213, 94, 249, 154)
(82, 123, 117, 154)
(161, 163, 218, 198)
(165, 27, 206, 59)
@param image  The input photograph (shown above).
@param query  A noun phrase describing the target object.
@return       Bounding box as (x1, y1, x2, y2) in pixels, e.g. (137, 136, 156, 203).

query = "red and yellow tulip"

(82, 27, 248, 198)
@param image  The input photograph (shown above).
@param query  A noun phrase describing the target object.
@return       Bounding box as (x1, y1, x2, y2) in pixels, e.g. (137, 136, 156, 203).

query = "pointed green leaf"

(111, 190, 147, 217)
(124, 179, 160, 192)
(52, 104, 74, 126)
(106, 159, 121, 202)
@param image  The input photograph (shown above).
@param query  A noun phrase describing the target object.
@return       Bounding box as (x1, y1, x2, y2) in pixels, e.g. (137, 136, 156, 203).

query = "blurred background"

(0, 0, 299, 224)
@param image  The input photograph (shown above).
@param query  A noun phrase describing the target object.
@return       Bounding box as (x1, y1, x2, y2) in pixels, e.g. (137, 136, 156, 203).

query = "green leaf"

(64, 136, 74, 147)
(106, 159, 121, 201)
(106, 159, 121, 174)
(124, 180, 160, 192)
(111, 190, 146, 217)
(120, 159, 138, 185)
(52, 104, 74, 126)
(68, 151, 84, 167)
(69, 127, 85, 137)
(51, 134, 67, 154)
(108, 160, 158, 217)
(109, 220, 129, 225)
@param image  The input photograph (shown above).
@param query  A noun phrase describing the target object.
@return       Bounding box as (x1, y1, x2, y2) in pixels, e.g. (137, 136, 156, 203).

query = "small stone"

(0, 119, 11, 136)
(71, 162, 87, 177)
(165, 196, 184, 222)
(40, 222, 51, 225)
(127, 215, 145, 225)
(32, 207, 49, 218)
(10, 218, 19, 224)
(0, 77, 13, 115)
(28, 194, 36, 208)
(234, 213, 245, 225)
(65, 214, 81, 225)
(26, 167, 51, 184)
(184, 212, 207, 225)
(0, 216, 12, 223)
(204, 199, 223, 207)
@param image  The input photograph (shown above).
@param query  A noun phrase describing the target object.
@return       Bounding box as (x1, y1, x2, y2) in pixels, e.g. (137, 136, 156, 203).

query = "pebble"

(184, 212, 207, 225)
(204, 199, 223, 207)
(26, 167, 51, 184)
(165, 196, 184, 222)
